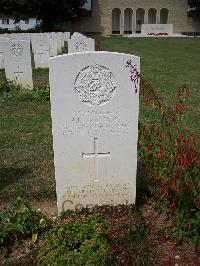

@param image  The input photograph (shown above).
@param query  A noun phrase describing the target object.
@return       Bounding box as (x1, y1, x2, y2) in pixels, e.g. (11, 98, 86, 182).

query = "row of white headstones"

(0, 31, 141, 212)
(0, 32, 95, 89)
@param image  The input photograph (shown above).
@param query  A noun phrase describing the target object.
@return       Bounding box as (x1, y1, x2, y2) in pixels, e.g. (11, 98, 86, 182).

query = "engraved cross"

(37, 51, 45, 57)
(82, 138, 110, 182)
(14, 66, 23, 81)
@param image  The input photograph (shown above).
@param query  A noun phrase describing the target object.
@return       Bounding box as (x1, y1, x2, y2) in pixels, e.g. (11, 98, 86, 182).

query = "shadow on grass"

(0, 167, 31, 191)
(136, 162, 151, 207)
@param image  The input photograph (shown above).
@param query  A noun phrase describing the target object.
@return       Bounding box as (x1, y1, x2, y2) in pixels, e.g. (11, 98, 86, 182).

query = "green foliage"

(37, 215, 108, 266)
(0, 197, 49, 245)
(33, 86, 50, 101)
(94, 205, 150, 266)
(0, 80, 21, 94)
(0, 80, 50, 102)
(138, 80, 200, 244)
(188, 0, 200, 17)
(38, 205, 150, 265)
(0, 0, 88, 31)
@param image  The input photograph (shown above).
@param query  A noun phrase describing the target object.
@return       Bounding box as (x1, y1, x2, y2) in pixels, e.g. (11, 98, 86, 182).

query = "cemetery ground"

(0, 37, 200, 265)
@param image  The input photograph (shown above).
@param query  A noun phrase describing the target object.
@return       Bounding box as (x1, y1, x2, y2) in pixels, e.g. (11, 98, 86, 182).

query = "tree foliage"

(0, 0, 87, 30)
(188, 0, 200, 17)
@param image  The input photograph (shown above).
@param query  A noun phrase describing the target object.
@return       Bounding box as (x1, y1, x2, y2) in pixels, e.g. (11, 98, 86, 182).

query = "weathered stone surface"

(141, 24, 173, 34)
(0, 38, 9, 69)
(33, 34, 50, 68)
(4, 40, 33, 89)
(68, 37, 95, 53)
(49, 52, 140, 212)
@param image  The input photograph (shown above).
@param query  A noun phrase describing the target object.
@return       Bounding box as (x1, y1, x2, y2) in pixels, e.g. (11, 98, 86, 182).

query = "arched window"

(124, 8, 133, 34)
(112, 8, 121, 34)
(160, 8, 169, 24)
(136, 8, 145, 33)
(148, 8, 157, 24)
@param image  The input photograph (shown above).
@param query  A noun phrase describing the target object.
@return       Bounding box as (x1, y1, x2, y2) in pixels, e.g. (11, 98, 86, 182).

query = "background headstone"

(33, 34, 50, 68)
(49, 33, 58, 57)
(4, 40, 33, 88)
(49, 52, 140, 212)
(0, 38, 9, 69)
(68, 37, 95, 53)
(71, 32, 84, 39)
(64, 32, 71, 42)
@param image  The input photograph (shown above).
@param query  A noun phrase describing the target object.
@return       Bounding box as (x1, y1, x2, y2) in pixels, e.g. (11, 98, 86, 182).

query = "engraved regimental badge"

(10, 44, 23, 57)
(74, 64, 116, 107)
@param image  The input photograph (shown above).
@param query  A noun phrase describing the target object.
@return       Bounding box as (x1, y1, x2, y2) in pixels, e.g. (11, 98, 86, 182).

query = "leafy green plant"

(38, 205, 150, 266)
(0, 197, 49, 245)
(138, 80, 200, 244)
(95, 205, 150, 266)
(33, 86, 50, 100)
(0, 80, 21, 94)
(0, 79, 50, 102)
(37, 215, 108, 266)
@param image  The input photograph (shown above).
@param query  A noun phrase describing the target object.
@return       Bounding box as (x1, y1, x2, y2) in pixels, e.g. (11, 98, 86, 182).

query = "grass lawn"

(102, 37, 200, 138)
(0, 37, 199, 202)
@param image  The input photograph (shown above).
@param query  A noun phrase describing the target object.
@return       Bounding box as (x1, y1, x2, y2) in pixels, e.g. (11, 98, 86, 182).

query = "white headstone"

(68, 37, 95, 53)
(33, 35, 50, 68)
(48, 33, 58, 57)
(0, 38, 9, 69)
(10, 33, 31, 42)
(64, 32, 71, 41)
(71, 32, 84, 39)
(4, 40, 33, 89)
(49, 52, 140, 212)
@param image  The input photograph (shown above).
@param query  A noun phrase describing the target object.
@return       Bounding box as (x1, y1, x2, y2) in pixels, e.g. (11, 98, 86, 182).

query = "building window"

(2, 19, 9, 25)
(25, 19, 29, 24)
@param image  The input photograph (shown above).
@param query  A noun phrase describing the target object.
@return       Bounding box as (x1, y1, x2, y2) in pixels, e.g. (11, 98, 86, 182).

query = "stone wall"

(71, 0, 200, 34)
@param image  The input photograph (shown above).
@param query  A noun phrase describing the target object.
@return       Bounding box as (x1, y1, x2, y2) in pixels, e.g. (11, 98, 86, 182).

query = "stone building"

(0, 16, 38, 31)
(71, 0, 200, 34)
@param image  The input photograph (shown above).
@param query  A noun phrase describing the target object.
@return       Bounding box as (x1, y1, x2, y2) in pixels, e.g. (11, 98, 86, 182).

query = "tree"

(188, 0, 200, 17)
(0, 0, 88, 30)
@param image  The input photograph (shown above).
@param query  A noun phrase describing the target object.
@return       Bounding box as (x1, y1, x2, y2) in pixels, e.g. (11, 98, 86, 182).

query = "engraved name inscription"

(74, 64, 116, 107)
(63, 110, 128, 136)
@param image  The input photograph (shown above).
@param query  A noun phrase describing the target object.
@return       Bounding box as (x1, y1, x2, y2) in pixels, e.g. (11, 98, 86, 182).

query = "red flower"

(178, 153, 186, 165)
(168, 178, 172, 184)
(159, 185, 163, 192)
(172, 182, 177, 190)
(188, 223, 192, 230)
(151, 171, 158, 182)
(171, 200, 177, 209)
(147, 144, 153, 151)
(145, 95, 150, 106)
(158, 132, 165, 141)
(177, 134, 185, 143)
(186, 149, 197, 165)
(187, 182, 193, 190)
(157, 149, 166, 160)
(195, 200, 200, 209)
(175, 102, 183, 113)
(163, 189, 169, 198)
